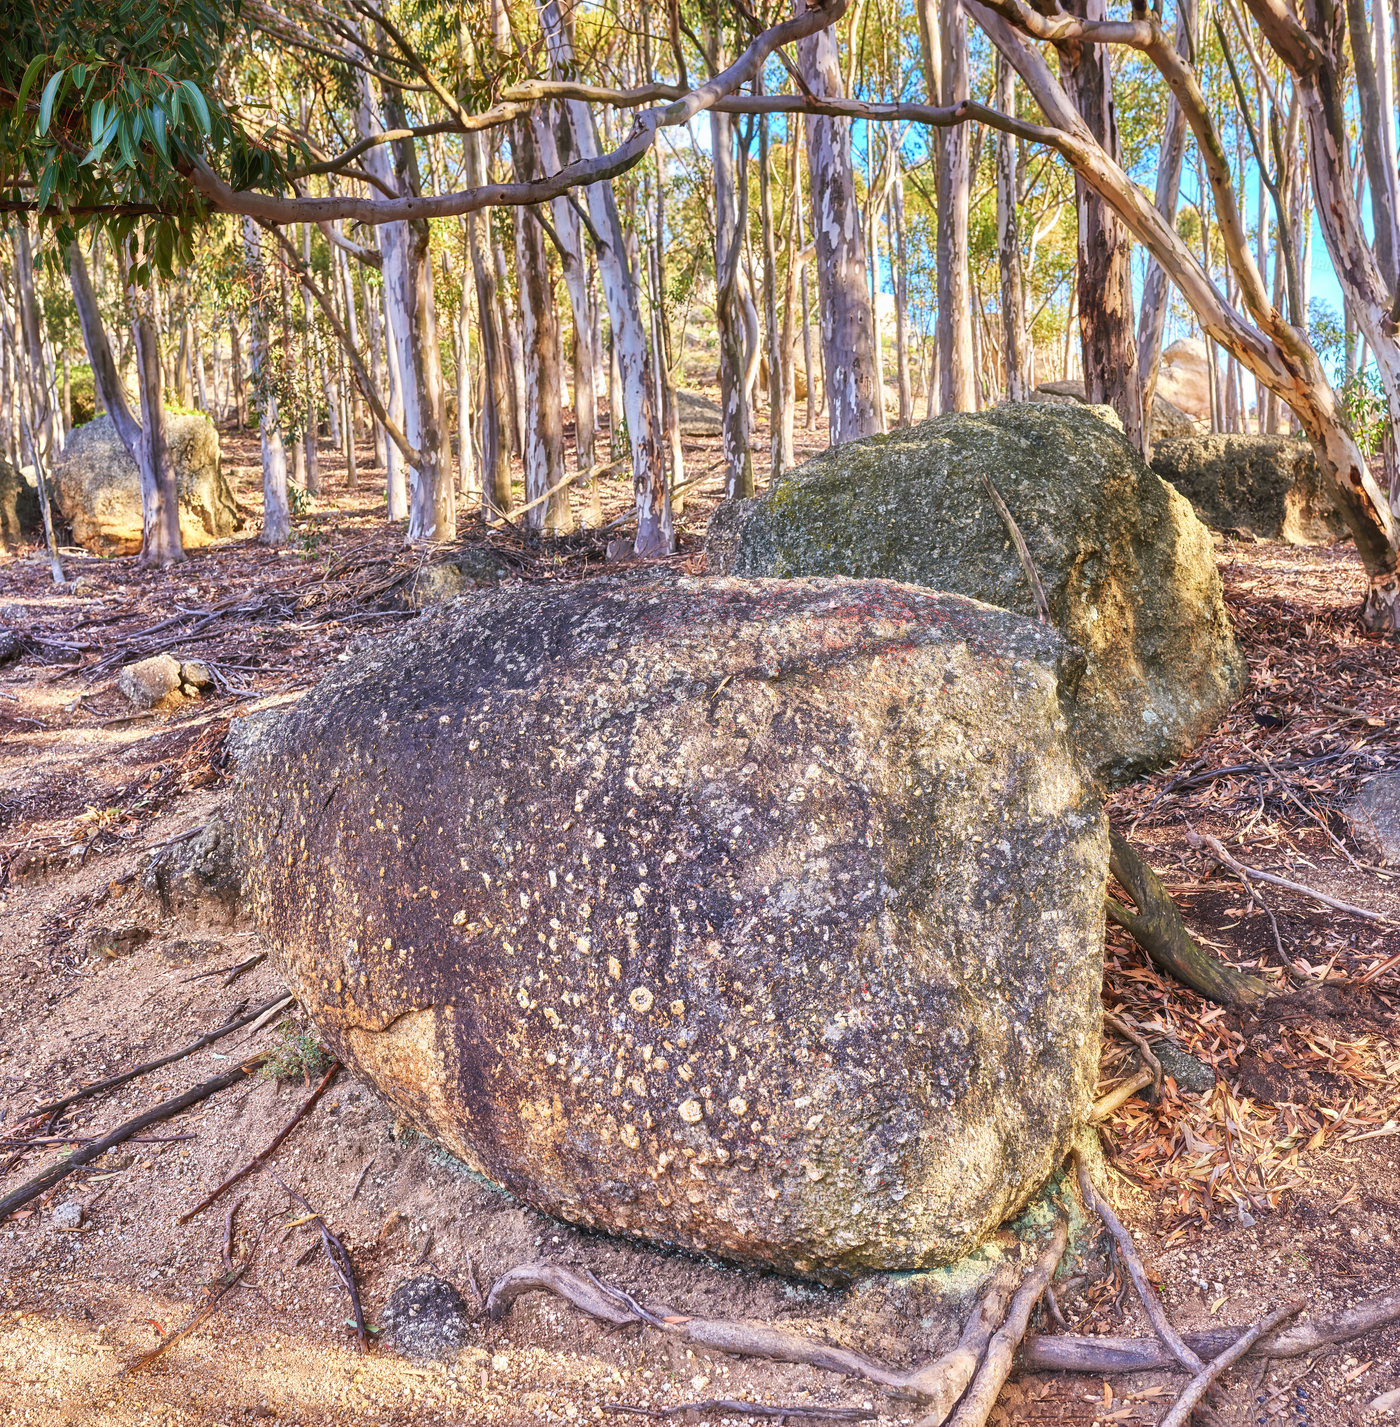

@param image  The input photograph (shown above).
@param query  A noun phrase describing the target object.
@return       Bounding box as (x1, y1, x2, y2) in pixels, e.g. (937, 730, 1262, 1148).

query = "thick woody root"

(1107, 830, 1276, 1004)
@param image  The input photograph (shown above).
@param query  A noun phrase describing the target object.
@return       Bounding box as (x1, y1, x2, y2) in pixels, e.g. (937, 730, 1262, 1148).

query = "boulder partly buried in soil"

(231, 575, 1107, 1281)
(381, 1276, 472, 1359)
(1149, 434, 1344, 545)
(675, 389, 723, 437)
(52, 413, 240, 557)
(706, 404, 1247, 787)
(141, 817, 245, 923)
(1345, 772, 1400, 864)
(118, 653, 183, 708)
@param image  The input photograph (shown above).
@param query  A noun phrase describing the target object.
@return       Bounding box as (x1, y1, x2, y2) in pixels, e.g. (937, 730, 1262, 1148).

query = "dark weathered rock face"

(230, 575, 1106, 1281)
(141, 817, 244, 923)
(381, 1276, 471, 1359)
(52, 414, 240, 557)
(1346, 773, 1400, 864)
(1150, 434, 1344, 545)
(0, 458, 42, 552)
(706, 405, 1246, 787)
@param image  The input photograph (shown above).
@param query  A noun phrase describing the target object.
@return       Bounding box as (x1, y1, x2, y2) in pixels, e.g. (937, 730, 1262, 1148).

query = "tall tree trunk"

(1347, 0, 1400, 294)
(511, 115, 573, 535)
(242, 220, 290, 547)
(994, 52, 1032, 403)
(303, 226, 321, 493)
(796, 18, 881, 443)
(13, 228, 55, 461)
(1062, 0, 1144, 447)
(890, 167, 913, 425)
(494, 235, 528, 458)
(778, 122, 802, 466)
(543, 0, 671, 554)
(760, 105, 785, 478)
(363, 272, 388, 471)
(712, 107, 755, 499)
(457, 263, 478, 504)
(652, 164, 684, 517)
(464, 132, 513, 518)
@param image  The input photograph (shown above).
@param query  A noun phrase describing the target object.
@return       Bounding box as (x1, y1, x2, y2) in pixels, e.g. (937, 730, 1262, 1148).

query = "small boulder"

(51, 413, 241, 557)
(1151, 1040, 1215, 1093)
(1156, 338, 1211, 421)
(380, 1276, 471, 1360)
(1150, 434, 1344, 545)
(231, 575, 1107, 1280)
(179, 660, 214, 690)
(707, 404, 1247, 787)
(675, 389, 723, 437)
(1030, 380, 1197, 445)
(85, 925, 153, 961)
(1346, 772, 1400, 864)
(0, 629, 21, 666)
(51, 1202, 84, 1231)
(141, 817, 244, 923)
(394, 550, 513, 610)
(0, 457, 43, 552)
(118, 654, 183, 709)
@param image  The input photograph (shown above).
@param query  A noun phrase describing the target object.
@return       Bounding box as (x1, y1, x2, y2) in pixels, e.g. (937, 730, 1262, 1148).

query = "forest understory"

(1, 423, 1399, 1427)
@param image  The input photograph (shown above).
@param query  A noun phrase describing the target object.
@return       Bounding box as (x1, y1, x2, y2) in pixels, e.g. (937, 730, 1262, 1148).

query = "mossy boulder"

(706, 404, 1247, 787)
(230, 574, 1106, 1281)
(0, 457, 43, 553)
(1150, 433, 1344, 545)
(52, 413, 240, 557)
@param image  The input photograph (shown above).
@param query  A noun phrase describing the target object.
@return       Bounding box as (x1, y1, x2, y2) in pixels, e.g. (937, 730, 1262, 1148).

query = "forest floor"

(0, 423, 1398, 1426)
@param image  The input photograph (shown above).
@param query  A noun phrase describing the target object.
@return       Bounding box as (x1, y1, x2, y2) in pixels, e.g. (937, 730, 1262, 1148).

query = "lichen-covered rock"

(230, 575, 1106, 1281)
(393, 549, 514, 610)
(118, 653, 182, 708)
(51, 414, 240, 557)
(141, 817, 244, 923)
(1345, 772, 1400, 864)
(381, 1276, 471, 1359)
(676, 389, 723, 436)
(1029, 380, 1197, 444)
(0, 457, 43, 552)
(706, 405, 1246, 787)
(1150, 434, 1344, 545)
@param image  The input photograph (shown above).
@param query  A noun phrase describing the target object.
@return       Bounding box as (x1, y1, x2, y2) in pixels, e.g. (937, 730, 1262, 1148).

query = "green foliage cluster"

(258, 1020, 332, 1082)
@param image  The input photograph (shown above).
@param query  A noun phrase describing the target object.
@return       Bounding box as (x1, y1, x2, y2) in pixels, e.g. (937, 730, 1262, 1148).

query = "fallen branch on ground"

(1108, 830, 1276, 1003)
(0, 1059, 262, 1224)
(178, 1061, 340, 1222)
(939, 1216, 1067, 1427)
(1019, 1285, 1400, 1371)
(1188, 829, 1399, 927)
(1091, 1066, 1157, 1121)
(1102, 1011, 1163, 1095)
(269, 1173, 369, 1350)
(604, 1404, 875, 1422)
(1073, 1152, 1202, 1373)
(1159, 1299, 1303, 1427)
(1, 992, 288, 1133)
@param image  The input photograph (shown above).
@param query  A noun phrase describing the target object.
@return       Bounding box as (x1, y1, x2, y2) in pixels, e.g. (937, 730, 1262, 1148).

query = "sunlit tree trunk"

(712, 106, 755, 498)
(797, 16, 881, 442)
(994, 52, 1031, 402)
(241, 219, 289, 548)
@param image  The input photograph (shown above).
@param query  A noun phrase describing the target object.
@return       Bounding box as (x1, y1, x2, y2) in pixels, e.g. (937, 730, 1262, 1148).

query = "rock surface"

(676, 389, 724, 437)
(393, 549, 514, 610)
(1345, 773, 1400, 864)
(141, 817, 245, 923)
(0, 458, 43, 552)
(381, 1276, 472, 1359)
(706, 405, 1247, 787)
(1156, 338, 1211, 421)
(1150, 434, 1344, 545)
(118, 654, 183, 708)
(231, 575, 1107, 1280)
(1031, 380, 1196, 444)
(51, 414, 240, 557)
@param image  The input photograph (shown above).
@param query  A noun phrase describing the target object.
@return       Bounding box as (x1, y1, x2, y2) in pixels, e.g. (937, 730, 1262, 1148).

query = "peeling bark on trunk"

(1063, 0, 1143, 448)
(242, 219, 290, 548)
(797, 20, 881, 443)
(994, 53, 1031, 403)
(712, 106, 755, 499)
(512, 116, 574, 536)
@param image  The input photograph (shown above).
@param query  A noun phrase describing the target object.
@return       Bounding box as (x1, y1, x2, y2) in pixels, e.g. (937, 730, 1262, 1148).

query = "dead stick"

(122, 1229, 263, 1374)
(1020, 1283, 1400, 1372)
(981, 473, 1051, 623)
(1, 993, 287, 1132)
(178, 1061, 341, 1222)
(1103, 1011, 1163, 1094)
(0, 1061, 260, 1224)
(1159, 1300, 1304, 1427)
(1188, 829, 1400, 926)
(1073, 1151, 1204, 1373)
(603, 1404, 875, 1422)
(269, 1173, 369, 1350)
(1092, 1066, 1157, 1121)
(222, 1198, 242, 1273)
(940, 1215, 1068, 1427)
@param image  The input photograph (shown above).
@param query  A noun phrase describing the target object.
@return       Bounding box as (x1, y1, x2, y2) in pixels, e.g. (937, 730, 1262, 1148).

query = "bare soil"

(1, 428, 1398, 1426)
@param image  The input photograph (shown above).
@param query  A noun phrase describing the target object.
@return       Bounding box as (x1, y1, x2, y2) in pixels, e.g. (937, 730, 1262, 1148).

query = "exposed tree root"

(1159, 1299, 1303, 1427)
(1108, 830, 1277, 1004)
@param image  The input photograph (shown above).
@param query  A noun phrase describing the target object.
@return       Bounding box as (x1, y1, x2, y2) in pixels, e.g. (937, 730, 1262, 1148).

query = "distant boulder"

(52, 413, 241, 557)
(0, 457, 43, 552)
(707, 404, 1247, 787)
(1150, 434, 1344, 545)
(1030, 379, 1197, 445)
(1156, 339, 1211, 422)
(675, 389, 723, 437)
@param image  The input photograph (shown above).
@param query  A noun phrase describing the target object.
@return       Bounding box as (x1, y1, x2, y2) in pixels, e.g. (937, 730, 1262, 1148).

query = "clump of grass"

(259, 1021, 332, 1083)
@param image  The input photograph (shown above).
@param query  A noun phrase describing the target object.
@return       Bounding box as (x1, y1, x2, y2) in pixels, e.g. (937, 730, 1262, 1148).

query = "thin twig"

(178, 1061, 341, 1222)
(980, 473, 1050, 623)
(1159, 1300, 1304, 1427)
(268, 1173, 369, 1350)
(604, 1404, 875, 1422)
(1259, 753, 1360, 869)
(1073, 1152, 1204, 1373)
(1103, 1010, 1163, 1094)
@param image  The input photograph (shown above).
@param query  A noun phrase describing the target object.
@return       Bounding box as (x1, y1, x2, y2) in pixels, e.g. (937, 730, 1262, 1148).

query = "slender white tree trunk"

(241, 220, 290, 547)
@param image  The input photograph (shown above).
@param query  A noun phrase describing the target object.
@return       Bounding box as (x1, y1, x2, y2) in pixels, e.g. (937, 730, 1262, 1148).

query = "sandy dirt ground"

(1, 424, 1399, 1426)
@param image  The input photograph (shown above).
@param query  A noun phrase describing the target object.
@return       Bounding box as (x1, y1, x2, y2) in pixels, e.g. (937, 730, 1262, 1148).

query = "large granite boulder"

(706, 405, 1247, 787)
(0, 458, 43, 552)
(1156, 338, 1211, 421)
(52, 413, 240, 557)
(1150, 434, 1344, 545)
(1031, 379, 1196, 445)
(230, 575, 1106, 1281)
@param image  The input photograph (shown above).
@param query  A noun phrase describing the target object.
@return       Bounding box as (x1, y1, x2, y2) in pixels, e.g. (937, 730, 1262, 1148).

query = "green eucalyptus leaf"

(179, 80, 210, 135)
(14, 54, 46, 121)
(38, 68, 65, 136)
